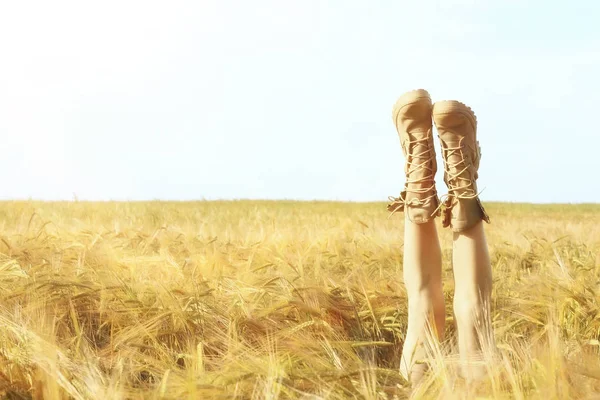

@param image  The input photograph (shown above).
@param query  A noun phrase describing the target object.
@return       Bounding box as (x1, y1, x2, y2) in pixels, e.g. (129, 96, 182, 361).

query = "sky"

(0, 0, 598, 203)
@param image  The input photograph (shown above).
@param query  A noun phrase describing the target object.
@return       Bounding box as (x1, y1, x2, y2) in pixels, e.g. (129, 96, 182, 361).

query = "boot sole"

(392, 89, 432, 128)
(432, 100, 477, 131)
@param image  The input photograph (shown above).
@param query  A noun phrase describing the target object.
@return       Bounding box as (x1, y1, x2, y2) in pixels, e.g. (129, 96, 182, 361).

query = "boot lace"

(388, 133, 437, 216)
(433, 136, 484, 216)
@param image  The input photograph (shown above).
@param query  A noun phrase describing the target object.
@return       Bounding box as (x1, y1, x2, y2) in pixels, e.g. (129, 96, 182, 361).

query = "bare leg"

(390, 89, 444, 384)
(452, 221, 494, 380)
(400, 215, 445, 384)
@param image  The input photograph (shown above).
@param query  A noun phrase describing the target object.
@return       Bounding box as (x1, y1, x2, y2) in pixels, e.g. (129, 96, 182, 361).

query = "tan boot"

(432, 100, 490, 232)
(387, 89, 440, 223)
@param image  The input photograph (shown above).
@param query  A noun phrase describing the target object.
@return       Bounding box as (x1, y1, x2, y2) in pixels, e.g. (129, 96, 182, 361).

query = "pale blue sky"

(0, 1, 598, 203)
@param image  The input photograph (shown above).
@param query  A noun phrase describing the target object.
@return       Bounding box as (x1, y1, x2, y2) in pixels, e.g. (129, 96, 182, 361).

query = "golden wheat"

(0, 201, 598, 399)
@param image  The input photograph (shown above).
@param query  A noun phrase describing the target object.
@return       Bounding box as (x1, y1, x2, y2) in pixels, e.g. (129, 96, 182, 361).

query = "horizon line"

(0, 199, 598, 206)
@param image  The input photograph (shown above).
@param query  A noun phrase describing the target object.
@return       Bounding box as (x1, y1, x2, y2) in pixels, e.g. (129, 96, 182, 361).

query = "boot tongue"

(442, 137, 472, 196)
(406, 132, 433, 198)
(445, 140, 463, 169)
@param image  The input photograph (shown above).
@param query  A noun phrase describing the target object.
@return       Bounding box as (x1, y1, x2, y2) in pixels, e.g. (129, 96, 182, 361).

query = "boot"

(432, 100, 490, 232)
(387, 89, 440, 223)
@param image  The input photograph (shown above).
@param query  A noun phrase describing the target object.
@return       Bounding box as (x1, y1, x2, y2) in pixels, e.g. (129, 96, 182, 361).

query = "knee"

(407, 289, 444, 317)
(453, 292, 487, 323)
(408, 291, 433, 312)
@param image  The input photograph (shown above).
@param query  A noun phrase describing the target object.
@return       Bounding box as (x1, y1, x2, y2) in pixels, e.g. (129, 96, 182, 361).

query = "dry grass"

(0, 200, 599, 399)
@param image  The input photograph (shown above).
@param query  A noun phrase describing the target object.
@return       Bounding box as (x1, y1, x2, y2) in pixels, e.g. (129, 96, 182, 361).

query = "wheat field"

(0, 201, 598, 399)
